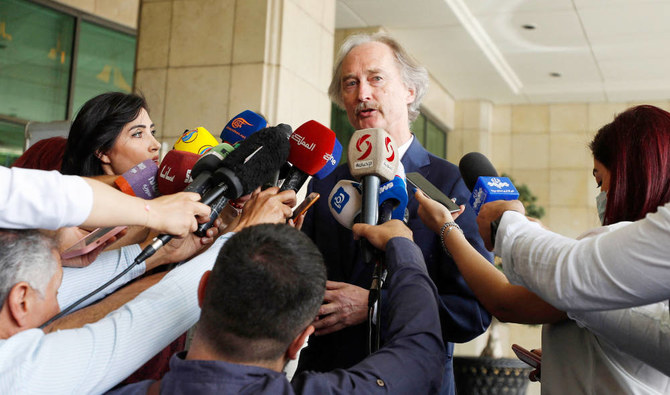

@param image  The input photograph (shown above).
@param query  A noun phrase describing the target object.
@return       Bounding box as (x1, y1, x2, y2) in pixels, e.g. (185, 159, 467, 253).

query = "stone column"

(134, 0, 335, 144)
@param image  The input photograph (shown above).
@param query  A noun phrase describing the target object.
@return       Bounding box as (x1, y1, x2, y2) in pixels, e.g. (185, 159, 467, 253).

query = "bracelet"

(439, 221, 462, 256)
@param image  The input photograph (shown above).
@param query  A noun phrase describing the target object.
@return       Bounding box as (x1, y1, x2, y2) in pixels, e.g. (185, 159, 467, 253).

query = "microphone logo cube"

(347, 128, 399, 182)
(330, 186, 350, 214)
(174, 127, 218, 155)
(469, 176, 519, 214)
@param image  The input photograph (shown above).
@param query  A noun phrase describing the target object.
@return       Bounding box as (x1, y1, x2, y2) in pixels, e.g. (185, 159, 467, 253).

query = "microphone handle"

(378, 200, 395, 225)
(195, 194, 229, 237)
(279, 169, 309, 193)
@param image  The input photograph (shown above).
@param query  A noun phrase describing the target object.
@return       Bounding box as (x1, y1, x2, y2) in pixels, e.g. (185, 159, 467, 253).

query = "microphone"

(156, 150, 200, 195)
(378, 176, 408, 224)
(458, 152, 519, 245)
(114, 159, 159, 199)
(313, 138, 342, 180)
(279, 120, 337, 193)
(194, 124, 293, 236)
(347, 128, 399, 227)
(220, 110, 267, 145)
(328, 180, 363, 229)
(173, 126, 219, 155)
(141, 124, 292, 261)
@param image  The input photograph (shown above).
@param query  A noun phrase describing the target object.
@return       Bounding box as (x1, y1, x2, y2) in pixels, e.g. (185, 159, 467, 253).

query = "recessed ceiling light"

(522, 24, 536, 30)
(549, 72, 561, 78)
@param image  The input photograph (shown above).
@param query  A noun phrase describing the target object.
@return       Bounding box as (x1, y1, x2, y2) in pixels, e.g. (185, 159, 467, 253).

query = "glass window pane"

(72, 21, 136, 115)
(0, 0, 74, 121)
(426, 118, 446, 158)
(330, 104, 355, 163)
(411, 114, 426, 146)
(0, 120, 25, 166)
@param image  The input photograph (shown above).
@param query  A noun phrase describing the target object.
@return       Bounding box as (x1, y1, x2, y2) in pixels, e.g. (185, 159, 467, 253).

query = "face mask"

(596, 190, 607, 224)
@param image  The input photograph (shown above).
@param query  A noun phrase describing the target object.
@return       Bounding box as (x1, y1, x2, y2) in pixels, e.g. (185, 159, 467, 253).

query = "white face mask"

(596, 190, 607, 224)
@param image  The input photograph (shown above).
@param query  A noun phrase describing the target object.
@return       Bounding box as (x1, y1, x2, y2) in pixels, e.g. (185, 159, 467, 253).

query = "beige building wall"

(133, 0, 335, 145)
(52, 0, 140, 28)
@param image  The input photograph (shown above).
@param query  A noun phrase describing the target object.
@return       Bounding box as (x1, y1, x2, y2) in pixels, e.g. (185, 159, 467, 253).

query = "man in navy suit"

(298, 33, 494, 394)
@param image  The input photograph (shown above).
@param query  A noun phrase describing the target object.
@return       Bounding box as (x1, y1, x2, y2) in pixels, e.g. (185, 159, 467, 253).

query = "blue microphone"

(220, 110, 267, 145)
(378, 176, 408, 223)
(314, 138, 342, 180)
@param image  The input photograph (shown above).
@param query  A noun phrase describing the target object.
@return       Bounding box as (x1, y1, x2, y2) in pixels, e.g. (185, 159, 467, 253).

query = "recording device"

(347, 128, 399, 227)
(280, 120, 337, 193)
(113, 159, 159, 200)
(60, 226, 127, 260)
(328, 180, 363, 229)
(220, 110, 267, 145)
(459, 152, 519, 246)
(173, 126, 219, 155)
(512, 344, 541, 369)
(406, 172, 460, 213)
(291, 192, 320, 221)
(156, 150, 200, 195)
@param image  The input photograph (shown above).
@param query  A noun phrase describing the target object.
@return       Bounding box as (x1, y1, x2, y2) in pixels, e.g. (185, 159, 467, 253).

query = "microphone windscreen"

(114, 159, 159, 199)
(347, 128, 399, 182)
(173, 127, 219, 155)
(289, 120, 336, 175)
(220, 110, 267, 145)
(458, 152, 519, 214)
(314, 137, 342, 180)
(328, 180, 362, 229)
(378, 176, 408, 221)
(458, 151, 499, 191)
(218, 124, 292, 197)
(157, 150, 200, 195)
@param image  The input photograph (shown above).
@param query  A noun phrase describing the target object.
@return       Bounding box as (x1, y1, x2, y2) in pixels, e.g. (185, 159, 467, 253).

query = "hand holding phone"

(61, 226, 127, 260)
(512, 344, 542, 369)
(291, 192, 320, 221)
(406, 172, 460, 213)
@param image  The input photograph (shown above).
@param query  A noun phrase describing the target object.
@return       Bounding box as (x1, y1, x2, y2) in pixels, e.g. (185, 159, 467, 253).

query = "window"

(330, 104, 448, 162)
(0, 0, 136, 165)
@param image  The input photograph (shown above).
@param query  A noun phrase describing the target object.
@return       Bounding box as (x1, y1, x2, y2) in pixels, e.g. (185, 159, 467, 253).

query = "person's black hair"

(199, 224, 326, 362)
(61, 92, 148, 176)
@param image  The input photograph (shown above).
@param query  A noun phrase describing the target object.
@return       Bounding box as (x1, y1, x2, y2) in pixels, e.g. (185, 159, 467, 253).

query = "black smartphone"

(406, 172, 461, 213)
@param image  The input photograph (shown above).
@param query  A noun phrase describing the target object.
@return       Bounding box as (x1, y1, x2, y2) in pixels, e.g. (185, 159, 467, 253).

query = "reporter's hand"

(415, 190, 466, 233)
(147, 192, 211, 238)
(233, 187, 296, 231)
(477, 200, 525, 251)
(352, 220, 413, 251)
(312, 281, 368, 335)
(56, 226, 126, 268)
(144, 218, 221, 270)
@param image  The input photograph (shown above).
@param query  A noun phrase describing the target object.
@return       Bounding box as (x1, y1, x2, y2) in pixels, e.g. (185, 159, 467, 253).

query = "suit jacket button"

(376, 379, 385, 387)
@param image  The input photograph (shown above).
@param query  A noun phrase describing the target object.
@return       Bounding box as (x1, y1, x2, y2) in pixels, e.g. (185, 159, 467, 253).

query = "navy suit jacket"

(111, 238, 445, 395)
(298, 138, 492, 376)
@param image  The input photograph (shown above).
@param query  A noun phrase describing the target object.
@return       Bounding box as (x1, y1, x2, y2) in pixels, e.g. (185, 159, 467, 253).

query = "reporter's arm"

(417, 191, 565, 324)
(498, 204, 670, 310)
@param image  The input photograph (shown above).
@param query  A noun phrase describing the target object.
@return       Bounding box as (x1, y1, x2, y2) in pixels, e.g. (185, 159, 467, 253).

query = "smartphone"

(512, 344, 541, 369)
(291, 192, 320, 220)
(406, 172, 461, 213)
(60, 226, 127, 260)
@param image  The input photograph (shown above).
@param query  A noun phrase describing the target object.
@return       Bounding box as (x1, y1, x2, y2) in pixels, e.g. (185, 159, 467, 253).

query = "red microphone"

(157, 150, 200, 195)
(280, 120, 336, 192)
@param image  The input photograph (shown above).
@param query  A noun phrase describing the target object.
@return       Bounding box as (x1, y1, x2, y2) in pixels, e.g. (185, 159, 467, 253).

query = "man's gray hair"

(329, 32, 429, 122)
(0, 229, 58, 305)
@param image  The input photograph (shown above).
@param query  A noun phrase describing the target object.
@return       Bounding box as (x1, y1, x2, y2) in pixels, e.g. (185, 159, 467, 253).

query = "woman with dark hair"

(590, 104, 670, 225)
(61, 92, 160, 176)
(415, 105, 670, 392)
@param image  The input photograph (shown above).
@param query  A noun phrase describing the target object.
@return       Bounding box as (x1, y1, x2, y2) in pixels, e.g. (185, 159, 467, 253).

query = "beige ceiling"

(336, 0, 670, 104)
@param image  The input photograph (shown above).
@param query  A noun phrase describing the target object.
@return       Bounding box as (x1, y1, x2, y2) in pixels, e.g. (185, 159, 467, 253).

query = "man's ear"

(286, 325, 315, 361)
(7, 282, 32, 328)
(405, 85, 416, 105)
(197, 271, 211, 308)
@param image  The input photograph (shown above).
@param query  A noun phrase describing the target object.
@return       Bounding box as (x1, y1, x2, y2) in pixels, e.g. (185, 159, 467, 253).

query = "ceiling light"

(522, 24, 536, 30)
(549, 72, 561, 78)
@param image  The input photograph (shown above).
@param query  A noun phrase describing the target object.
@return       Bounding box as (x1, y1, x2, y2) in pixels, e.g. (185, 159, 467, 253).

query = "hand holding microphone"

(476, 200, 525, 251)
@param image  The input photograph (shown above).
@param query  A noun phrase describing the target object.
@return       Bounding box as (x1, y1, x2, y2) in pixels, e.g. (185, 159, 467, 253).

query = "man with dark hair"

(113, 220, 445, 393)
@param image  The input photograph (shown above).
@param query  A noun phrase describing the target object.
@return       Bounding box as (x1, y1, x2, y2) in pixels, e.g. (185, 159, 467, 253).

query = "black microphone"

(458, 152, 519, 246)
(142, 124, 292, 260)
